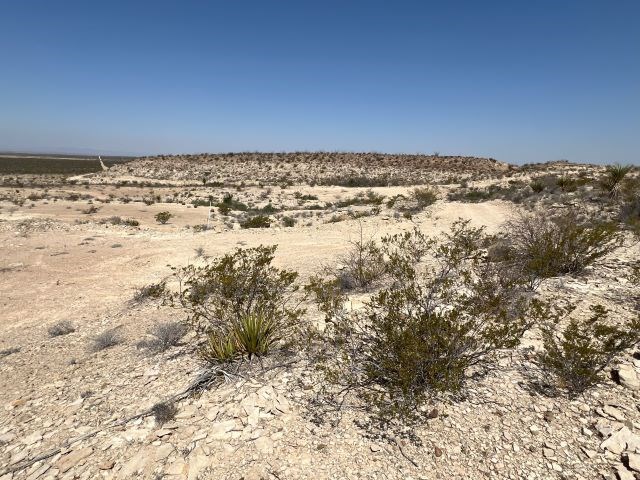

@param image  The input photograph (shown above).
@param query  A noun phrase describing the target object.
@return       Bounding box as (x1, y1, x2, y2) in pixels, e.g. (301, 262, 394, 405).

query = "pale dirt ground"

(0, 166, 638, 480)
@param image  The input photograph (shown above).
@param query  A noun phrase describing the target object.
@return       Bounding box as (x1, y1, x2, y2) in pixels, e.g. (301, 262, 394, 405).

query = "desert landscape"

(0, 153, 639, 480)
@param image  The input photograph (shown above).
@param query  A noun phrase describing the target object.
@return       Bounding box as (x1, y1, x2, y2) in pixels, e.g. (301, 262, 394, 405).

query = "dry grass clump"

(152, 400, 178, 425)
(137, 321, 186, 353)
(90, 328, 122, 352)
(133, 281, 167, 303)
(48, 320, 75, 337)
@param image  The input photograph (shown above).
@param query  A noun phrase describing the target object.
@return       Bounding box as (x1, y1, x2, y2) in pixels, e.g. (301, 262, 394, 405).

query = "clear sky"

(1, 0, 638, 164)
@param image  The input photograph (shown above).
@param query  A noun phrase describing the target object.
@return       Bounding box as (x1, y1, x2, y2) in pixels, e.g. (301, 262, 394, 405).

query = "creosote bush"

(155, 211, 173, 224)
(309, 221, 548, 423)
(501, 210, 622, 288)
(168, 245, 304, 362)
(240, 215, 271, 229)
(48, 320, 75, 337)
(539, 305, 640, 395)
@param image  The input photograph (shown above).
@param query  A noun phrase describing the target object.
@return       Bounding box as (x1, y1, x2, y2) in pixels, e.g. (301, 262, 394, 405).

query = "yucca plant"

(600, 164, 633, 198)
(233, 312, 280, 359)
(200, 330, 239, 364)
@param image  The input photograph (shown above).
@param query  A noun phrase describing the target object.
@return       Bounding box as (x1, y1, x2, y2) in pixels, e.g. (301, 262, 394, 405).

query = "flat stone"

(603, 405, 626, 422)
(628, 452, 640, 472)
(98, 459, 114, 470)
(600, 427, 640, 454)
(54, 446, 93, 473)
(617, 465, 635, 480)
(616, 365, 640, 390)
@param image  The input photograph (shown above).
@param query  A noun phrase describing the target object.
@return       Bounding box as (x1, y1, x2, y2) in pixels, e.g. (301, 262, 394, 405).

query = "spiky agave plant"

(601, 164, 633, 198)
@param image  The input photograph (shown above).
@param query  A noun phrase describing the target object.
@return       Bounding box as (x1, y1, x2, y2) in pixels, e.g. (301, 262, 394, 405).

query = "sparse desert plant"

(539, 305, 640, 395)
(152, 400, 178, 425)
(133, 281, 167, 303)
(502, 210, 622, 288)
(48, 320, 75, 337)
(155, 211, 173, 224)
(600, 164, 633, 198)
(311, 221, 547, 423)
(240, 215, 271, 229)
(138, 321, 186, 353)
(81, 205, 100, 214)
(194, 247, 206, 258)
(90, 328, 122, 352)
(336, 230, 385, 290)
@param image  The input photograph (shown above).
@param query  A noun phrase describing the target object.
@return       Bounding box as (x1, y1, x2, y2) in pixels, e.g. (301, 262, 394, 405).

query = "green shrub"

(155, 211, 173, 224)
(503, 210, 622, 288)
(539, 305, 640, 395)
(311, 221, 546, 423)
(240, 215, 271, 229)
(555, 176, 577, 192)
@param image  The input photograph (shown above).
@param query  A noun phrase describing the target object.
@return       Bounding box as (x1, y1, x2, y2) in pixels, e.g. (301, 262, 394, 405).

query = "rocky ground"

(0, 156, 639, 479)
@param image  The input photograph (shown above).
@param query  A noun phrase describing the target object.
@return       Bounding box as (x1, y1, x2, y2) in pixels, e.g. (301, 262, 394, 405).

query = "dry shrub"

(138, 321, 186, 353)
(48, 320, 75, 337)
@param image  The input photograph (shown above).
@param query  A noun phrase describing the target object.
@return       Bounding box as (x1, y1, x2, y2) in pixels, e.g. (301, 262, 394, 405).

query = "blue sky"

(1, 1, 638, 164)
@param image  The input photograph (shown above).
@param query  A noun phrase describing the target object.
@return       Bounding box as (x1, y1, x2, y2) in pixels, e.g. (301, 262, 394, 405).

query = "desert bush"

(90, 329, 122, 352)
(155, 211, 173, 224)
(555, 176, 577, 192)
(240, 215, 271, 229)
(282, 216, 296, 227)
(133, 281, 167, 303)
(168, 245, 303, 338)
(152, 400, 178, 425)
(411, 187, 437, 208)
(530, 179, 545, 193)
(310, 221, 546, 422)
(539, 305, 640, 395)
(81, 205, 100, 214)
(600, 164, 633, 198)
(102, 216, 139, 227)
(48, 320, 75, 337)
(502, 210, 622, 288)
(138, 321, 186, 353)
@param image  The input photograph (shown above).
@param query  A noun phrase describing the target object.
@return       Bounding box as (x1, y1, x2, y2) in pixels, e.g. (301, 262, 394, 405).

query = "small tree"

(155, 211, 173, 224)
(539, 305, 640, 395)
